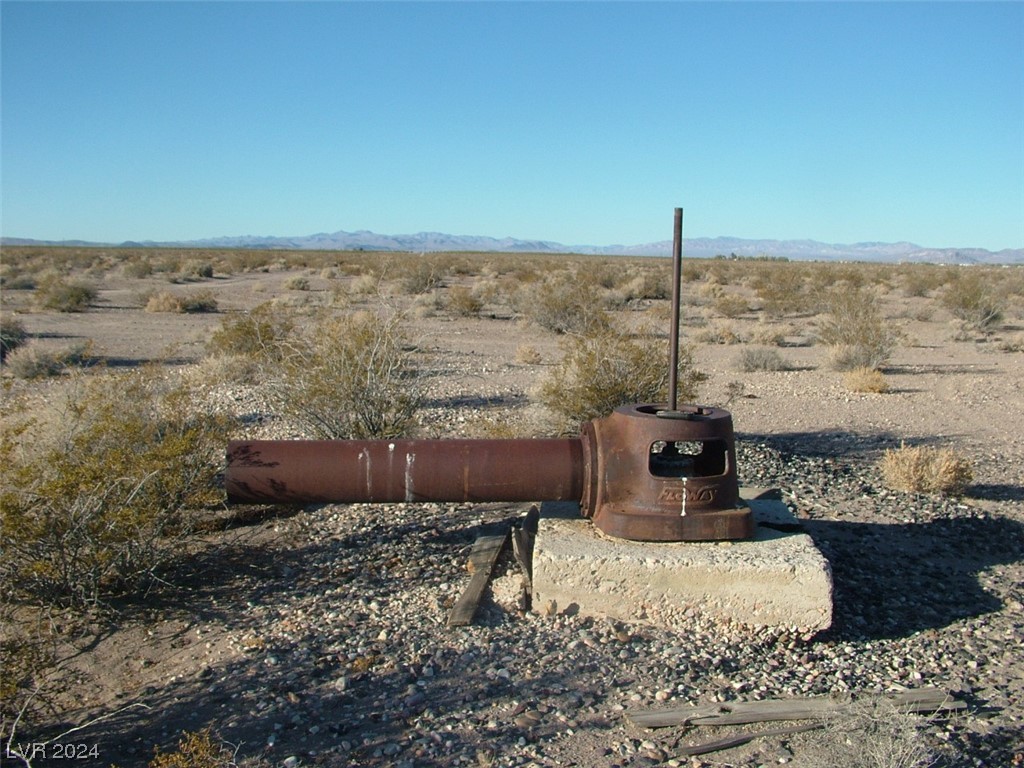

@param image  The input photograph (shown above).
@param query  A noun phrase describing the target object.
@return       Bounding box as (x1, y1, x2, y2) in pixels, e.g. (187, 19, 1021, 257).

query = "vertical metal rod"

(667, 207, 683, 411)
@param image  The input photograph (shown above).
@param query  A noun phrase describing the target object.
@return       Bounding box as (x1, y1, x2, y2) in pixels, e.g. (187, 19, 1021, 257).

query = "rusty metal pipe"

(226, 438, 585, 505)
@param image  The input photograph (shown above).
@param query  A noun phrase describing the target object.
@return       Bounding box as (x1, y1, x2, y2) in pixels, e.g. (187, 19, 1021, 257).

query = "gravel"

(35, 381, 1024, 768)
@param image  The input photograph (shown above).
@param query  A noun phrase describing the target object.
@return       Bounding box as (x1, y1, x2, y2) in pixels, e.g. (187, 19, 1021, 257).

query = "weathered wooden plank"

(447, 532, 509, 627)
(677, 722, 824, 757)
(627, 688, 964, 728)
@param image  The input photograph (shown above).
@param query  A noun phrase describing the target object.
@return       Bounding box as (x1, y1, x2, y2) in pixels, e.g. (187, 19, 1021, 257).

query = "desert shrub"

(399, 257, 446, 294)
(752, 264, 811, 317)
(693, 322, 744, 345)
(620, 269, 670, 301)
(178, 291, 218, 313)
(515, 273, 611, 336)
(144, 290, 217, 314)
(4, 342, 92, 379)
(749, 324, 788, 347)
(538, 327, 705, 431)
(149, 728, 239, 768)
(736, 347, 789, 372)
(996, 333, 1024, 353)
(177, 259, 214, 280)
(515, 344, 542, 365)
(879, 442, 972, 496)
(349, 272, 380, 295)
(284, 275, 311, 291)
(0, 370, 233, 606)
(898, 264, 946, 297)
(1, 315, 28, 361)
(445, 285, 483, 317)
(844, 366, 890, 393)
(712, 292, 749, 319)
(806, 697, 941, 768)
(816, 287, 898, 370)
(267, 311, 423, 439)
(682, 261, 708, 283)
(145, 291, 183, 313)
(207, 303, 294, 362)
(36, 277, 97, 312)
(941, 271, 1004, 331)
(123, 258, 154, 279)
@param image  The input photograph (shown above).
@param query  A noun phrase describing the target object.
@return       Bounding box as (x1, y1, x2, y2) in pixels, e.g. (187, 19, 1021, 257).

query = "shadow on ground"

(804, 515, 1023, 643)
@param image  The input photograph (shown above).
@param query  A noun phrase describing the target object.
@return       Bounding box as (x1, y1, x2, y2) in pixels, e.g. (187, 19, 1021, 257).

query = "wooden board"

(447, 531, 509, 627)
(626, 688, 965, 728)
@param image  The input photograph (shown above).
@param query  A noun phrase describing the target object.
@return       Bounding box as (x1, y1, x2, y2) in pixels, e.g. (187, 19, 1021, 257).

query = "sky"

(2, 1, 1022, 251)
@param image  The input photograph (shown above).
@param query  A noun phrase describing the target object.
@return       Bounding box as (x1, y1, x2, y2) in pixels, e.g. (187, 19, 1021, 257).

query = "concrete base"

(531, 489, 833, 633)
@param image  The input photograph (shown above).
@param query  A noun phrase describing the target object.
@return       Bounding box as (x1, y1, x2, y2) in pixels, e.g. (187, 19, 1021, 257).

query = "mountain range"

(3, 230, 1022, 265)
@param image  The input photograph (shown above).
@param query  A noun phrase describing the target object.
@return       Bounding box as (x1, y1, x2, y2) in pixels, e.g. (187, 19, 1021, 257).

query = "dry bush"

(941, 271, 1004, 331)
(805, 696, 941, 768)
(996, 332, 1024, 353)
(4, 342, 92, 379)
(538, 327, 705, 431)
(123, 258, 154, 279)
(284, 275, 311, 291)
(36, 277, 97, 312)
(266, 310, 424, 439)
(397, 256, 447, 295)
(349, 272, 380, 295)
(736, 347, 789, 372)
(146, 290, 218, 314)
(145, 291, 183, 313)
(749, 324, 788, 347)
(515, 344, 542, 365)
(0, 370, 233, 607)
(844, 366, 890, 393)
(445, 284, 483, 317)
(206, 302, 294, 363)
(178, 290, 218, 313)
(1, 315, 28, 361)
(879, 442, 973, 496)
(515, 273, 611, 336)
(897, 263, 947, 297)
(817, 287, 899, 371)
(693, 322, 744, 345)
(751, 263, 812, 318)
(177, 259, 214, 281)
(149, 727, 247, 768)
(619, 269, 670, 301)
(712, 292, 750, 319)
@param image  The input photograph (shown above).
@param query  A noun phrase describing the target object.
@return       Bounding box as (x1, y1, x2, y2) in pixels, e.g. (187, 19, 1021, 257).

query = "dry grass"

(844, 366, 890, 393)
(805, 696, 941, 768)
(879, 442, 973, 496)
(735, 347, 790, 372)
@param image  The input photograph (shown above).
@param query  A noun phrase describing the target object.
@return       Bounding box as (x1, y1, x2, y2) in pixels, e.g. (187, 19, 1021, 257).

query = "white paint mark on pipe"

(360, 448, 372, 498)
(405, 452, 415, 502)
(681, 477, 688, 517)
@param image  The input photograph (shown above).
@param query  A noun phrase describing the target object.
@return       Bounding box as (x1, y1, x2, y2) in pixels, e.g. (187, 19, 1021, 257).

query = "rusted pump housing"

(580, 403, 750, 541)
(226, 403, 752, 542)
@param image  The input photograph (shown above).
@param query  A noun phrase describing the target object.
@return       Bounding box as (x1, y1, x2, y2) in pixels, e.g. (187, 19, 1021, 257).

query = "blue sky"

(2, 1, 1022, 250)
